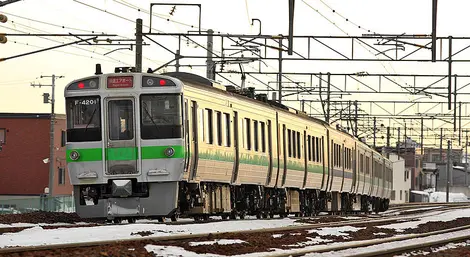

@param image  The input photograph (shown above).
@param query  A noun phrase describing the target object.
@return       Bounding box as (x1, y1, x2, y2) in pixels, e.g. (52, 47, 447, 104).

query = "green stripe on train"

(66, 145, 184, 162)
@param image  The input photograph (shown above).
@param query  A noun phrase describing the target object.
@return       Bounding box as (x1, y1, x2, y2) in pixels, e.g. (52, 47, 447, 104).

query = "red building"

(0, 113, 72, 196)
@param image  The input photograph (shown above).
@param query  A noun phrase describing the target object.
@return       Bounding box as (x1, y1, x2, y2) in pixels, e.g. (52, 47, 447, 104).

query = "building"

(0, 113, 72, 198)
(388, 153, 411, 204)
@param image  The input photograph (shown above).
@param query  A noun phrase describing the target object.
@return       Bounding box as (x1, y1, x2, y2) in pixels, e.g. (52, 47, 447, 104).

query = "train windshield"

(140, 94, 182, 139)
(66, 96, 102, 142)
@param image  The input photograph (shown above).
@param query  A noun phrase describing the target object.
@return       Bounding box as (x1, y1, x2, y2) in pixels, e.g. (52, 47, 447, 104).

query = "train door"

(105, 98, 137, 175)
(184, 99, 190, 173)
(231, 111, 240, 184)
(281, 124, 287, 186)
(189, 101, 198, 180)
(266, 119, 273, 185)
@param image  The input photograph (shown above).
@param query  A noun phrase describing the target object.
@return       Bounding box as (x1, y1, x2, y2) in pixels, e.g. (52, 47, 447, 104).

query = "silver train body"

(64, 71, 393, 221)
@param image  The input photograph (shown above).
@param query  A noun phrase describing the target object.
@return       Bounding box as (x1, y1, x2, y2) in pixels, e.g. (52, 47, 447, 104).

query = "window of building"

(0, 128, 6, 145)
(224, 113, 231, 147)
(391, 190, 396, 200)
(400, 190, 403, 200)
(216, 111, 222, 146)
(58, 168, 66, 185)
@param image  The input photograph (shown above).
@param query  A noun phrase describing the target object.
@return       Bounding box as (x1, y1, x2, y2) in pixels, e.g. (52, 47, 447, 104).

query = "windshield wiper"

(142, 102, 159, 129)
(84, 107, 97, 132)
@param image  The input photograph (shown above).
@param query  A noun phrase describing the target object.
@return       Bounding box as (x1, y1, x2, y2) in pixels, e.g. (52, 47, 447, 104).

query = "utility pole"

(466, 131, 468, 186)
(446, 140, 451, 203)
(31, 75, 63, 210)
(135, 18, 143, 73)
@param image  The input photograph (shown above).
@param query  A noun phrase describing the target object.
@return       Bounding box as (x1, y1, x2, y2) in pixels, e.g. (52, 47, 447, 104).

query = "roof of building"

(0, 113, 66, 119)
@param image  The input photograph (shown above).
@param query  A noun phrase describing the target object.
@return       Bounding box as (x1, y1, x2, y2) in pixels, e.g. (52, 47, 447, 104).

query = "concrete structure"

(389, 153, 411, 204)
(0, 113, 72, 197)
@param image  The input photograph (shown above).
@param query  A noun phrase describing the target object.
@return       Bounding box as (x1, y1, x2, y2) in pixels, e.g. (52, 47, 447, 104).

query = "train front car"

(64, 72, 184, 222)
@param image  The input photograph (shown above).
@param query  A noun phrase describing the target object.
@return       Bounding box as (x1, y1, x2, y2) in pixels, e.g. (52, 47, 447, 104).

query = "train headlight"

(164, 147, 175, 158)
(70, 151, 80, 161)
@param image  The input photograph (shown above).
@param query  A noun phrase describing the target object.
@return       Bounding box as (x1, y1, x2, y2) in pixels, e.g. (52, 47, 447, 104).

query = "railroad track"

(267, 224, 470, 257)
(1, 205, 468, 255)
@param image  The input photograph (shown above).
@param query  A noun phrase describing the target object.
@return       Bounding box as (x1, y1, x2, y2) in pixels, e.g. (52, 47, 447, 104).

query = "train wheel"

(269, 213, 274, 218)
(157, 217, 165, 222)
(127, 218, 136, 224)
(170, 214, 178, 222)
(262, 212, 268, 219)
(256, 213, 261, 219)
(193, 215, 201, 221)
(113, 218, 122, 224)
(239, 212, 245, 219)
(229, 213, 236, 220)
(221, 214, 228, 220)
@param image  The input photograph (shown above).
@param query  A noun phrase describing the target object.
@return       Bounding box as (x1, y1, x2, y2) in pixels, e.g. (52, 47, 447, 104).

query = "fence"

(0, 195, 75, 214)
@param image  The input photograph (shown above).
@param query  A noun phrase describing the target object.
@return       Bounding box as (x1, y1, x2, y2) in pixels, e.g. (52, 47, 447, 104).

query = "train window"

(244, 118, 251, 150)
(292, 130, 296, 158)
(254, 120, 259, 152)
(205, 109, 214, 144)
(216, 111, 222, 146)
(315, 137, 320, 163)
(224, 113, 231, 147)
(199, 109, 205, 142)
(297, 131, 301, 159)
(140, 94, 182, 139)
(287, 129, 292, 157)
(260, 121, 266, 152)
(366, 156, 370, 174)
(66, 96, 101, 142)
(108, 100, 134, 140)
(307, 136, 311, 161)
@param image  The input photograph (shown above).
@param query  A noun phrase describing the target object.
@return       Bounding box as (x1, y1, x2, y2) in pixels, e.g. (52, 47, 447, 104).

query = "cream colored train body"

(173, 72, 392, 217)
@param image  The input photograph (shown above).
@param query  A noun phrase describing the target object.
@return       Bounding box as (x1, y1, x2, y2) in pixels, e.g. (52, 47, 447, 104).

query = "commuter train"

(64, 66, 393, 223)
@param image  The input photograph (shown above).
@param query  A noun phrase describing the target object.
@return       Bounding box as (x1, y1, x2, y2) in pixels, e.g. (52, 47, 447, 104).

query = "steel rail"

(1, 205, 468, 254)
(266, 224, 470, 257)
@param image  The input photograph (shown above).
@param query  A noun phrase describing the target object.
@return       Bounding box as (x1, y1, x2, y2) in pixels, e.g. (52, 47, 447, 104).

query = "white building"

(389, 153, 412, 204)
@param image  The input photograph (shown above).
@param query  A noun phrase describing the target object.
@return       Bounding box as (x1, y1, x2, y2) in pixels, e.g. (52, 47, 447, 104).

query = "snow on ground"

(308, 226, 364, 237)
(430, 191, 468, 202)
(393, 240, 470, 257)
(377, 208, 470, 232)
(303, 229, 470, 257)
(189, 239, 246, 246)
(0, 218, 300, 248)
(143, 229, 470, 257)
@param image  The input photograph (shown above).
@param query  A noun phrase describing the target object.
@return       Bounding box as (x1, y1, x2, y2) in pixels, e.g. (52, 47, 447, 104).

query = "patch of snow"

(145, 245, 224, 257)
(189, 239, 246, 246)
(373, 232, 387, 236)
(430, 192, 468, 203)
(308, 226, 364, 236)
(377, 208, 470, 232)
(302, 229, 470, 257)
(0, 217, 302, 248)
(272, 234, 283, 238)
(285, 236, 331, 247)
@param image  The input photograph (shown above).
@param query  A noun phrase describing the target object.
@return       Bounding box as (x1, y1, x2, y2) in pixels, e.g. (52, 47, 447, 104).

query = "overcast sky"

(1, 0, 470, 146)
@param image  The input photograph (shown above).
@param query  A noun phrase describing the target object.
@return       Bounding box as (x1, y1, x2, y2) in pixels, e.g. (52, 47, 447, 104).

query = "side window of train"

(287, 129, 292, 157)
(224, 113, 231, 147)
(253, 120, 259, 152)
(205, 108, 213, 144)
(260, 121, 266, 153)
(198, 109, 205, 143)
(216, 111, 222, 146)
(244, 118, 251, 150)
(307, 135, 312, 161)
(297, 131, 301, 159)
